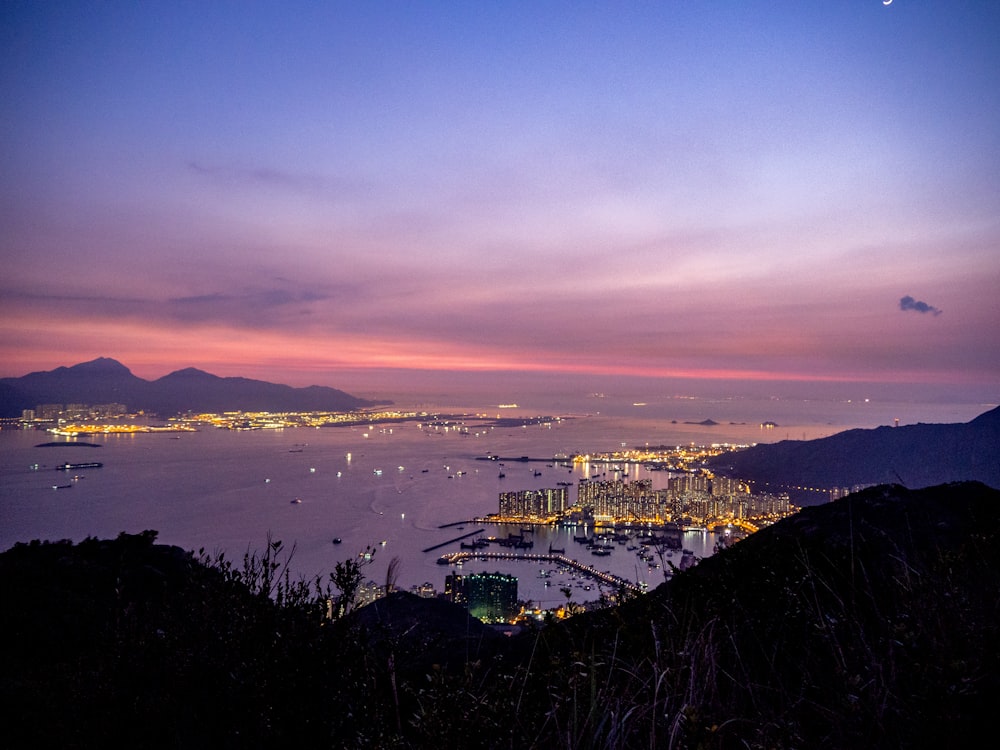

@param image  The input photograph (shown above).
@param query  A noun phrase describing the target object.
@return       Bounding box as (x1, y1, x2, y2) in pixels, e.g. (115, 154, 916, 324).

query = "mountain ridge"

(0, 357, 387, 417)
(705, 404, 1000, 501)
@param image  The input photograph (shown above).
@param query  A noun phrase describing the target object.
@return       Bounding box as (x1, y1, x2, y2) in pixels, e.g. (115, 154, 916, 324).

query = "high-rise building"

(444, 572, 518, 624)
(577, 478, 660, 521)
(36, 404, 64, 420)
(498, 487, 567, 518)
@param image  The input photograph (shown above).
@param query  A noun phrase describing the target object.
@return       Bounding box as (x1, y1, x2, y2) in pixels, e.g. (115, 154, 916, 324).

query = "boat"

(332, 537, 342, 544)
(55, 462, 102, 471)
(290, 497, 302, 504)
(52, 484, 73, 490)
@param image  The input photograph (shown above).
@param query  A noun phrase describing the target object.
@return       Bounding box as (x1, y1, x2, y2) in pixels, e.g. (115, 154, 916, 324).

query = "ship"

(55, 462, 103, 471)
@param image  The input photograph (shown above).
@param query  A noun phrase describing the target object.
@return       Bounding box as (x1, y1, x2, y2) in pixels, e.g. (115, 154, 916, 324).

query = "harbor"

(436, 549, 647, 594)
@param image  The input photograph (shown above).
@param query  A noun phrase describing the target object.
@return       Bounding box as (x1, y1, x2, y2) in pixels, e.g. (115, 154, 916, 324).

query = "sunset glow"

(2, 2, 997, 402)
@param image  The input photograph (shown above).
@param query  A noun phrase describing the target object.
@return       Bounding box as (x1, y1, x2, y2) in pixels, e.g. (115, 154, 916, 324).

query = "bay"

(1, 396, 990, 608)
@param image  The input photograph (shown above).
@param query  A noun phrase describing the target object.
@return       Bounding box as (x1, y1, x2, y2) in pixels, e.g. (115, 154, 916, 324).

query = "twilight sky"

(2, 1, 998, 403)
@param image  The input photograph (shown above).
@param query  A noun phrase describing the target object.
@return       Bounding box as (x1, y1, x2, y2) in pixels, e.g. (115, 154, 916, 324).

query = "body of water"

(1, 396, 991, 607)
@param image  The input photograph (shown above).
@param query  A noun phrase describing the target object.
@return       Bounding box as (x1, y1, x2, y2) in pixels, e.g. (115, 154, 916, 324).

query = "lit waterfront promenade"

(436, 550, 646, 594)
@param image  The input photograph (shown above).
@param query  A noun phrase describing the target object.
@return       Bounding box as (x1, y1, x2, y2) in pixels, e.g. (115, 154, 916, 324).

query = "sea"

(0, 394, 991, 609)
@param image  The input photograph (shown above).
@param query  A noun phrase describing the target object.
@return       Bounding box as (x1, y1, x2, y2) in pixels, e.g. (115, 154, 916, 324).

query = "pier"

(435, 550, 646, 594)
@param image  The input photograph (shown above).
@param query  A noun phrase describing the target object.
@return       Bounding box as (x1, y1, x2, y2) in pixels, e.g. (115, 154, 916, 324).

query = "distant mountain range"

(705, 405, 1000, 499)
(0, 357, 387, 417)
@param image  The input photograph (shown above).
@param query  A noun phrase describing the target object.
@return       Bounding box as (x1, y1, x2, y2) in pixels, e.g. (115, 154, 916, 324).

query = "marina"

(436, 550, 647, 594)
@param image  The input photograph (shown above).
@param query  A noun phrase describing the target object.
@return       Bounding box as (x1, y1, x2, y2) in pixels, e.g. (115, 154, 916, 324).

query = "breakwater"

(422, 528, 486, 553)
(436, 550, 646, 593)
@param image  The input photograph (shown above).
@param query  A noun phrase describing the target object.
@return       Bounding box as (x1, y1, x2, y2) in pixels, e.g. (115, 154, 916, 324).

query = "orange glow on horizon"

(1, 313, 991, 391)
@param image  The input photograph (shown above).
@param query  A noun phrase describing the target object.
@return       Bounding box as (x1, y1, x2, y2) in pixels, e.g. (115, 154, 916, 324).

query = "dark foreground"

(2, 481, 998, 749)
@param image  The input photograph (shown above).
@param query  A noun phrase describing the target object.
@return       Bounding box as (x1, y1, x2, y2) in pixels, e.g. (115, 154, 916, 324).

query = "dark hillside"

(497, 482, 1000, 748)
(347, 590, 503, 671)
(2, 482, 998, 748)
(705, 404, 1000, 498)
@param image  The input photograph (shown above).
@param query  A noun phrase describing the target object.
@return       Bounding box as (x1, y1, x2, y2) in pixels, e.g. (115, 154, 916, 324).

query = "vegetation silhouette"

(2, 481, 998, 748)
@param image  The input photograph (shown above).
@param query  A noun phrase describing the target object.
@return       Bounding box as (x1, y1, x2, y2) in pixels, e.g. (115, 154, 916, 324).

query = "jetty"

(422, 528, 486, 554)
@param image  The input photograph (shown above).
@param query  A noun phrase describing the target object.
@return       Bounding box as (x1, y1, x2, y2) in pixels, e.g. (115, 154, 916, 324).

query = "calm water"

(1, 396, 990, 607)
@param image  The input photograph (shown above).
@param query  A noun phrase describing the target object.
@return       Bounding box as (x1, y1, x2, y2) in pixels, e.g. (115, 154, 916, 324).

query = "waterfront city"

(1, 398, 982, 623)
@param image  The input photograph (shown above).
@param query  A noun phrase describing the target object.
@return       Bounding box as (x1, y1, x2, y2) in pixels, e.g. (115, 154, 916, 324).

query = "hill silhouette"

(2, 481, 997, 748)
(706, 405, 1000, 501)
(0, 357, 385, 416)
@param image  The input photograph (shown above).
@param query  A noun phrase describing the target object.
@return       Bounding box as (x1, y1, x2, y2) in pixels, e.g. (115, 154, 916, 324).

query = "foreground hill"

(515, 481, 1000, 748)
(705, 404, 1000, 500)
(0, 357, 385, 416)
(2, 481, 997, 748)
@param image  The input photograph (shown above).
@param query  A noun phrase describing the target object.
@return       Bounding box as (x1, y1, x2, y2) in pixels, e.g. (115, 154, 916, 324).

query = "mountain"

(705, 405, 1000, 500)
(0, 357, 385, 416)
(0, 357, 152, 413)
(146, 366, 382, 415)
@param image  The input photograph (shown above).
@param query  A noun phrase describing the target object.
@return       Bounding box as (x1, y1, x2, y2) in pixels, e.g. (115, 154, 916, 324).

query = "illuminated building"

(498, 487, 568, 518)
(445, 572, 518, 624)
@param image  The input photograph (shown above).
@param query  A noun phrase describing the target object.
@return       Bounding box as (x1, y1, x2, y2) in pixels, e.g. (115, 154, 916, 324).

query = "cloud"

(899, 295, 941, 316)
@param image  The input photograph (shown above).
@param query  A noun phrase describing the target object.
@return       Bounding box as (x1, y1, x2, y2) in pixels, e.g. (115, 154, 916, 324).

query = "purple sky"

(2, 2, 998, 403)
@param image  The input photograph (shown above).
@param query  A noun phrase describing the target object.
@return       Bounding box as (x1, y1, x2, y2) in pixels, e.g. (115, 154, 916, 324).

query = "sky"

(2, 1, 998, 404)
